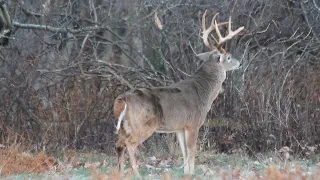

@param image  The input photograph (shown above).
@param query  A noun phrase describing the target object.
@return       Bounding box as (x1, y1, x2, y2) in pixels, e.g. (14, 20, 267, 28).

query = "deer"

(113, 10, 244, 176)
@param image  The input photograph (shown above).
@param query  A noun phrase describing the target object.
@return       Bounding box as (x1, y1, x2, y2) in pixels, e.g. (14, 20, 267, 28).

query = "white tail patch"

(116, 103, 127, 132)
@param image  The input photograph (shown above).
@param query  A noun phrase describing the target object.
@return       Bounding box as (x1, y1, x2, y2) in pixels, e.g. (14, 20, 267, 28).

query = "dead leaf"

(154, 12, 163, 30)
(233, 167, 241, 178)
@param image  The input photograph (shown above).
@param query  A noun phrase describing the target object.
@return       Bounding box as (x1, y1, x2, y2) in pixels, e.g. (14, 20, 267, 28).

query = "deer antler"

(201, 10, 244, 54)
(201, 10, 227, 50)
(214, 16, 244, 53)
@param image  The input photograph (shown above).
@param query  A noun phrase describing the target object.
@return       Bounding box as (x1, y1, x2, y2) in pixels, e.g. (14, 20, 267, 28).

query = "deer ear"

(197, 51, 219, 61)
(196, 52, 211, 61)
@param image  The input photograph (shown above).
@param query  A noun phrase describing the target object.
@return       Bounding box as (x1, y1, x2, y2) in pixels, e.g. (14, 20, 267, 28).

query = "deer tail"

(115, 103, 127, 133)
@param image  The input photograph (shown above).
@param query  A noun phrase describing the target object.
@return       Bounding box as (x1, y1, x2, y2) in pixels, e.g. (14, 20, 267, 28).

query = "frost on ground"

(0, 147, 319, 180)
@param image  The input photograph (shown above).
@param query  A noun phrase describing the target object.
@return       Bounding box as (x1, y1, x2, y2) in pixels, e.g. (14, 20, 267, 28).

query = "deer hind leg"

(125, 117, 158, 176)
(115, 127, 129, 177)
(184, 126, 199, 175)
(117, 146, 125, 176)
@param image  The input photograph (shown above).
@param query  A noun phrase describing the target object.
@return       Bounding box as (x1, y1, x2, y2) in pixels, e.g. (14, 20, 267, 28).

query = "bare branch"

(89, 0, 98, 25)
(21, 7, 43, 17)
(0, 3, 12, 29)
(313, 0, 320, 12)
(12, 22, 112, 33)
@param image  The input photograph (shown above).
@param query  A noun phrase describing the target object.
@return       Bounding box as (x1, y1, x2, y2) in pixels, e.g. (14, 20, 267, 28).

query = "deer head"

(197, 10, 243, 71)
(197, 50, 240, 71)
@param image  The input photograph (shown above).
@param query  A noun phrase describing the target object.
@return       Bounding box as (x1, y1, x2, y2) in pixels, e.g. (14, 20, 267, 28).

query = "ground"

(0, 148, 319, 180)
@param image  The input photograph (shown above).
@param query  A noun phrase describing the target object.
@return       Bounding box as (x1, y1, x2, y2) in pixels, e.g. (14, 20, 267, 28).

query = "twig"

(15, 96, 44, 127)
(102, 66, 134, 89)
(300, 1, 319, 41)
(77, 33, 91, 73)
(21, 7, 43, 17)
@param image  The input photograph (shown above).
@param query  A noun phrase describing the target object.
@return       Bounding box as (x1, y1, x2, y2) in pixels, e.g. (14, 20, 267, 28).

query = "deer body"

(114, 10, 244, 176)
(158, 59, 225, 130)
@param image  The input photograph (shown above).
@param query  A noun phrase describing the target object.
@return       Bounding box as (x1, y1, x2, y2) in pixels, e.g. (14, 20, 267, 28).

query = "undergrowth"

(0, 145, 319, 179)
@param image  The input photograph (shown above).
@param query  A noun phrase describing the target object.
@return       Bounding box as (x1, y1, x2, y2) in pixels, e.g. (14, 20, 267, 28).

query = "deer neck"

(194, 59, 226, 83)
(190, 60, 226, 105)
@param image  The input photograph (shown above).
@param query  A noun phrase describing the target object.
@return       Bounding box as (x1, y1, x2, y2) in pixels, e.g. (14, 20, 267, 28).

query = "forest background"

(0, 0, 319, 160)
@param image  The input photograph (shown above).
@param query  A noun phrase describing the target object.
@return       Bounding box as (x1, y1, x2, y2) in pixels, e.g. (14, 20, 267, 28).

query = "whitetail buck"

(113, 10, 244, 176)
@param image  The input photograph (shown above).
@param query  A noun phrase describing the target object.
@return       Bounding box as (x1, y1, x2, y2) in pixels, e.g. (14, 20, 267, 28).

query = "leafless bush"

(0, 0, 319, 158)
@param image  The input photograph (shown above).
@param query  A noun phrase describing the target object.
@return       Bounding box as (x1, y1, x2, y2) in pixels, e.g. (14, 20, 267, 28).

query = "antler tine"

(201, 10, 208, 33)
(213, 19, 226, 54)
(214, 19, 223, 43)
(201, 10, 215, 49)
(226, 16, 244, 40)
(211, 13, 220, 29)
(215, 16, 244, 49)
(228, 17, 232, 34)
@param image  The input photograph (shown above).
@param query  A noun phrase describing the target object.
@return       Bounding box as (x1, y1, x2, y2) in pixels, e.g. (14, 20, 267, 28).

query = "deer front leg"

(185, 126, 199, 175)
(176, 130, 188, 172)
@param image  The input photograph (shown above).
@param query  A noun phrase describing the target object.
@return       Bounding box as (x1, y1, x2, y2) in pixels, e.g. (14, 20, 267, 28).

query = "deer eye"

(227, 56, 231, 62)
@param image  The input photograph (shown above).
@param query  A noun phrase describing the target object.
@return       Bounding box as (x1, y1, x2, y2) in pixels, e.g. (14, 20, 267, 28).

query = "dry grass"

(0, 146, 57, 177)
(262, 165, 320, 180)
